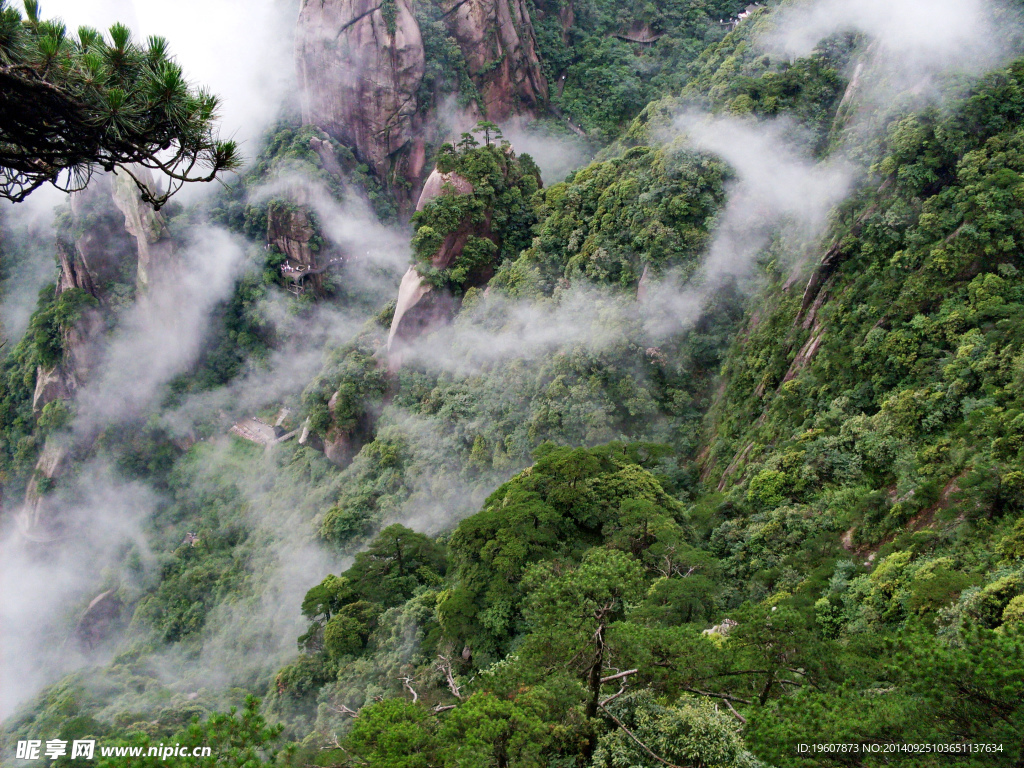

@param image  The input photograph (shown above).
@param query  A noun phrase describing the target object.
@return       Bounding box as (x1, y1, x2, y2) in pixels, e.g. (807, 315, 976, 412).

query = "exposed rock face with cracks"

(295, 0, 549, 210)
(111, 167, 177, 292)
(296, 0, 428, 214)
(21, 179, 141, 542)
(439, 0, 548, 122)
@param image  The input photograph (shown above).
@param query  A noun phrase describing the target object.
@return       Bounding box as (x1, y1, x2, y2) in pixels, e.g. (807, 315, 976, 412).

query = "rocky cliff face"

(387, 264, 458, 359)
(111, 168, 176, 290)
(22, 181, 137, 542)
(61, 175, 137, 297)
(440, 0, 548, 121)
(267, 199, 328, 294)
(417, 169, 494, 272)
(296, 0, 428, 212)
(268, 203, 317, 267)
(31, 288, 104, 416)
(321, 390, 376, 466)
(18, 438, 69, 542)
(295, 0, 549, 208)
(35, 181, 132, 416)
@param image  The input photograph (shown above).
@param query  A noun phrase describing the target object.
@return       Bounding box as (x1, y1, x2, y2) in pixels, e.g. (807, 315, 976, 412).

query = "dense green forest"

(3, 0, 1024, 766)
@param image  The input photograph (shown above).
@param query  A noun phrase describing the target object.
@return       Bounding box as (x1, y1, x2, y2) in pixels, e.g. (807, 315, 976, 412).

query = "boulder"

(388, 266, 437, 350)
(32, 365, 73, 414)
(295, 0, 549, 212)
(75, 590, 124, 649)
(386, 167, 494, 354)
(416, 168, 475, 211)
(323, 428, 356, 466)
(636, 263, 650, 301)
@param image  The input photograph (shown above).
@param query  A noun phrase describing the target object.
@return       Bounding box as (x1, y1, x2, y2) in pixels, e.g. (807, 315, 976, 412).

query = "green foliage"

(133, 526, 248, 642)
(345, 524, 447, 608)
(18, 10, 1024, 768)
(745, 627, 1024, 766)
(412, 1, 480, 113)
(318, 434, 412, 548)
(593, 691, 761, 768)
(32, 287, 97, 368)
(94, 696, 285, 767)
(998, 517, 1024, 561)
(697, 56, 1024, 630)
(167, 265, 275, 395)
(746, 468, 788, 510)
(523, 546, 647, 649)
(680, 22, 852, 153)
(343, 699, 436, 768)
(497, 143, 728, 295)
(0, 2, 239, 206)
(323, 601, 382, 659)
(434, 690, 555, 768)
(0, 284, 98, 485)
(411, 127, 541, 292)
(530, 0, 749, 139)
(380, 0, 397, 36)
(437, 443, 685, 658)
(339, 691, 555, 768)
(302, 337, 389, 441)
(296, 525, 444, 666)
(301, 574, 353, 625)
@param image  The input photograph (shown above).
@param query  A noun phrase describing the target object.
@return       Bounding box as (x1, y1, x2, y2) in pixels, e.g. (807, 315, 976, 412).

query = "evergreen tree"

(0, 0, 239, 207)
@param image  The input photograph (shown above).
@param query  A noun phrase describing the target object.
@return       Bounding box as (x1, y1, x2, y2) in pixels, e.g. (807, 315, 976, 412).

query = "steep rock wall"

(440, 0, 548, 121)
(21, 181, 137, 541)
(296, 0, 428, 212)
(268, 204, 317, 267)
(417, 169, 494, 272)
(295, 0, 549, 209)
(111, 168, 176, 290)
(18, 439, 69, 542)
(61, 175, 136, 297)
(36, 180, 132, 416)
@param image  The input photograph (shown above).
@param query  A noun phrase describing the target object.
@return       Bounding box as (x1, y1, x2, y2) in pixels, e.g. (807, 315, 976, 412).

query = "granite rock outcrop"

(296, 0, 428, 212)
(295, 0, 550, 208)
(439, 0, 548, 121)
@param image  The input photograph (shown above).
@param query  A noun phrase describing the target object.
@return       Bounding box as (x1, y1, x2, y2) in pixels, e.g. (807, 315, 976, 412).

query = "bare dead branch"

(601, 669, 639, 684)
(435, 655, 465, 701)
(723, 698, 747, 725)
(327, 703, 360, 718)
(334, 744, 370, 766)
(399, 676, 419, 704)
(680, 687, 752, 705)
(599, 704, 686, 768)
(600, 680, 629, 708)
